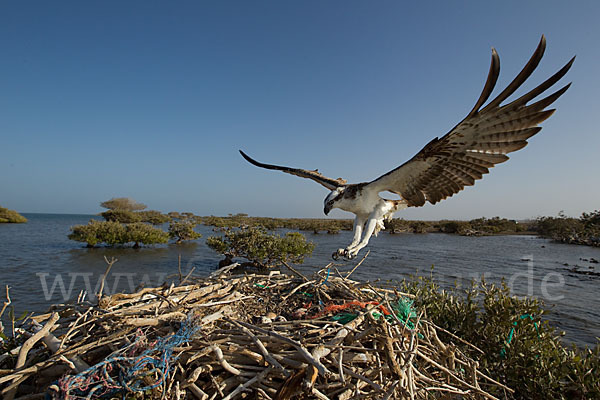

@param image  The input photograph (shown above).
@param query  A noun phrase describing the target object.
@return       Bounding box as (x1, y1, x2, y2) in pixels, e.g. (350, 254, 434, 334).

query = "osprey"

(241, 36, 574, 260)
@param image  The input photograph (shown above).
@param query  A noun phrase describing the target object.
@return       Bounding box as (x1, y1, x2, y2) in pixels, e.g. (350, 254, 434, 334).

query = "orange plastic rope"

(310, 300, 391, 319)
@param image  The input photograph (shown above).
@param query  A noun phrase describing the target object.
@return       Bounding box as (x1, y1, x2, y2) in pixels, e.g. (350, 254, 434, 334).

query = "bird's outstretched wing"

(239, 150, 347, 191)
(366, 35, 574, 207)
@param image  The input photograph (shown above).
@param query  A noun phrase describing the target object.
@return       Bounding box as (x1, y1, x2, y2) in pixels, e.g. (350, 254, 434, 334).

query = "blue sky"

(1, 1, 598, 219)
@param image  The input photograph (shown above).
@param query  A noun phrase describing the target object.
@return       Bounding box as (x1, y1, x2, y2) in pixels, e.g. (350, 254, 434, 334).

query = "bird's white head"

(324, 187, 345, 215)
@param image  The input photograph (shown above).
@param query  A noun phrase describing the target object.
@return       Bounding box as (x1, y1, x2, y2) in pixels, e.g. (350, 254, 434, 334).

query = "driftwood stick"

(38, 326, 89, 373)
(234, 320, 330, 377)
(221, 367, 271, 400)
(97, 256, 118, 301)
(416, 349, 499, 400)
(210, 345, 241, 375)
(424, 386, 470, 395)
(59, 307, 93, 350)
(0, 358, 58, 385)
(180, 266, 196, 286)
(226, 318, 286, 373)
(3, 312, 59, 400)
(338, 348, 345, 384)
(381, 380, 399, 400)
(178, 253, 182, 282)
(453, 357, 515, 394)
(187, 382, 209, 400)
(0, 285, 11, 320)
(194, 295, 253, 308)
(311, 387, 331, 400)
(209, 263, 240, 279)
(281, 280, 315, 301)
(423, 320, 485, 354)
(281, 261, 309, 282)
(344, 250, 370, 280)
(1, 375, 29, 400)
(340, 365, 383, 392)
(16, 313, 59, 369)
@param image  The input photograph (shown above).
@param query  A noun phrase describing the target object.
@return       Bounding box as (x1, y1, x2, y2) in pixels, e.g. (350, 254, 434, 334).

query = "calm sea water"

(1, 213, 599, 347)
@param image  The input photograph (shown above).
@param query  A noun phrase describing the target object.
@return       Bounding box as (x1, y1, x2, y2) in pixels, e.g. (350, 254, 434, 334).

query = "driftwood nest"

(1, 259, 514, 399)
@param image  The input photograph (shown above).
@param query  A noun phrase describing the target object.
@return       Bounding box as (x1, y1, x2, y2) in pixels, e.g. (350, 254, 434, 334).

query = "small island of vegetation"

(0, 206, 27, 223)
(69, 197, 200, 248)
(206, 226, 315, 269)
(535, 210, 600, 247)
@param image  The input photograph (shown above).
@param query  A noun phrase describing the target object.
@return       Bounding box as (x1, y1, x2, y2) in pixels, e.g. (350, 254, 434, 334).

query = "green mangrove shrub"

(400, 274, 600, 399)
(100, 209, 142, 223)
(409, 220, 431, 233)
(69, 220, 126, 247)
(470, 216, 525, 234)
(69, 220, 168, 248)
(536, 210, 600, 246)
(100, 197, 147, 211)
(138, 210, 171, 225)
(206, 226, 315, 268)
(168, 219, 202, 244)
(384, 218, 410, 234)
(125, 222, 169, 248)
(201, 214, 353, 233)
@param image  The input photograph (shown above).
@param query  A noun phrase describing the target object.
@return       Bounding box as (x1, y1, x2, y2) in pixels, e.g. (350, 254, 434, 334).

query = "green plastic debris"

(388, 298, 417, 329)
(331, 312, 358, 324)
(253, 283, 269, 289)
(500, 313, 541, 358)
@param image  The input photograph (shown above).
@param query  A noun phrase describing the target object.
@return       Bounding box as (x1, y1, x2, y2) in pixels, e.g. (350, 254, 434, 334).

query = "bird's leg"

(346, 208, 387, 259)
(332, 216, 364, 260)
(345, 219, 377, 259)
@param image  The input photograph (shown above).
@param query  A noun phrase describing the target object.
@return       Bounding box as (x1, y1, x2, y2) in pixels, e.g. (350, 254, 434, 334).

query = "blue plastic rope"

(322, 268, 330, 286)
(52, 314, 200, 399)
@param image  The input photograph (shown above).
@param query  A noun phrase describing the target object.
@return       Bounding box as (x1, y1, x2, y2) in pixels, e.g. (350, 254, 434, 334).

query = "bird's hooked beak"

(324, 204, 331, 216)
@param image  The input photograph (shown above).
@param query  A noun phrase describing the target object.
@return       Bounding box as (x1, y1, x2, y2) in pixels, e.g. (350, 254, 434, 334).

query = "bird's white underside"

(330, 189, 408, 259)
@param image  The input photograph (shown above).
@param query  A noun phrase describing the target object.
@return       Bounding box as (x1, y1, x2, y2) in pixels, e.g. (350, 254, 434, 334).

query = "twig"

(234, 319, 330, 377)
(3, 313, 60, 400)
(97, 256, 118, 301)
(281, 280, 315, 301)
(210, 345, 241, 375)
(0, 285, 11, 320)
(416, 349, 500, 400)
(221, 367, 271, 400)
(187, 383, 209, 400)
(281, 261, 309, 282)
(423, 320, 485, 354)
(178, 254, 182, 282)
(344, 250, 370, 280)
(226, 318, 286, 373)
(209, 263, 241, 279)
(180, 266, 196, 286)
